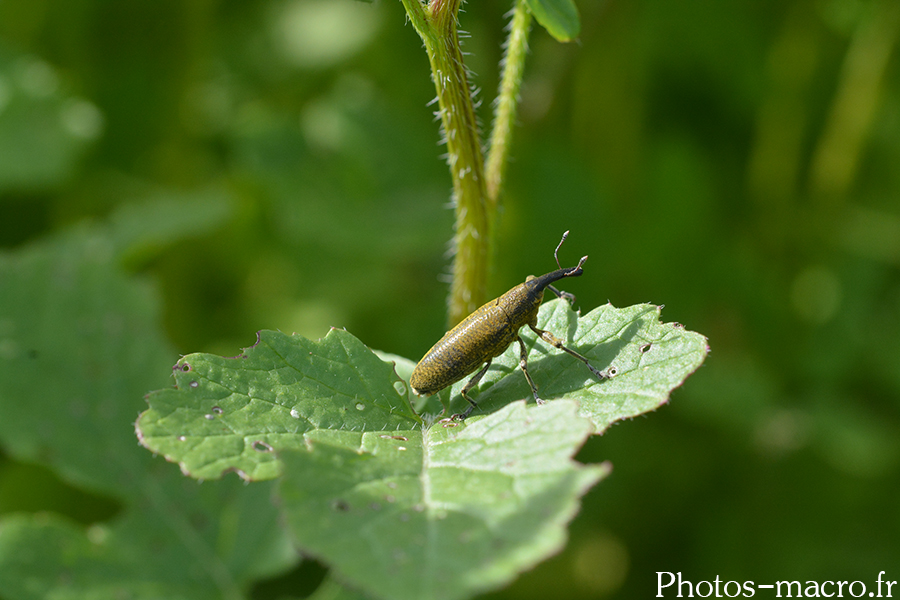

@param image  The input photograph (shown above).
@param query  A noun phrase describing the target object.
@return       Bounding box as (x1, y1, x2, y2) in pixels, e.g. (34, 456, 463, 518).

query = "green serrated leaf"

(442, 299, 709, 432)
(138, 300, 707, 483)
(279, 399, 607, 600)
(137, 329, 422, 481)
(524, 0, 580, 42)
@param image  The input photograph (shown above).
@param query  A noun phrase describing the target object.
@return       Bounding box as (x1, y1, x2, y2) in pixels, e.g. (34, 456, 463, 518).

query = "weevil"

(409, 231, 607, 420)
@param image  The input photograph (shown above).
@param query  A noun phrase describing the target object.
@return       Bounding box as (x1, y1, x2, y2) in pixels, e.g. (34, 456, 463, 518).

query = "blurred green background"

(1, 0, 898, 598)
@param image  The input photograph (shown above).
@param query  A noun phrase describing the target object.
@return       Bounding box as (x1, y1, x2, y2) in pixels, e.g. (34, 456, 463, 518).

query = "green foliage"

(3, 0, 898, 599)
(0, 45, 100, 191)
(0, 227, 166, 497)
(280, 400, 605, 600)
(134, 295, 705, 598)
(0, 204, 706, 600)
(437, 300, 709, 432)
(0, 208, 297, 599)
(136, 299, 706, 481)
(525, 0, 580, 42)
(138, 328, 422, 481)
(0, 171, 706, 600)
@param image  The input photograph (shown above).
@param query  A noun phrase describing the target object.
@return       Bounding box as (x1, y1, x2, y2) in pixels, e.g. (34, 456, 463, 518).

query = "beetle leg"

(529, 324, 607, 381)
(516, 335, 543, 405)
(547, 284, 576, 305)
(452, 359, 492, 421)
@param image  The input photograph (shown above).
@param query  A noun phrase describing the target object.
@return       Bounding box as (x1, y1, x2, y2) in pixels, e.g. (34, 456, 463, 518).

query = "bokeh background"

(1, 0, 898, 598)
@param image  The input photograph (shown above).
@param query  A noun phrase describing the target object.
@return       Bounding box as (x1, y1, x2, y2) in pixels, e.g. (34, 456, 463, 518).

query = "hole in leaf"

(252, 440, 273, 452)
(640, 343, 652, 353)
(211, 406, 223, 415)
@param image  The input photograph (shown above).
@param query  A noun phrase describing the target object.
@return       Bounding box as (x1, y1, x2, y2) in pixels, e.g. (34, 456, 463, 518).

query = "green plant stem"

(486, 0, 532, 206)
(808, 0, 899, 204)
(400, 0, 490, 325)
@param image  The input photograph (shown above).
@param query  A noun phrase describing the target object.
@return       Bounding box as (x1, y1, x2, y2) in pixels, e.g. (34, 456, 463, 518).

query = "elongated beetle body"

(409, 232, 606, 420)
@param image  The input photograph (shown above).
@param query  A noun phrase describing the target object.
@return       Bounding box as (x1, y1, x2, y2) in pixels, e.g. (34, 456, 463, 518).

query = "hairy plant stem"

(486, 0, 532, 205)
(401, 0, 489, 325)
(401, 0, 531, 326)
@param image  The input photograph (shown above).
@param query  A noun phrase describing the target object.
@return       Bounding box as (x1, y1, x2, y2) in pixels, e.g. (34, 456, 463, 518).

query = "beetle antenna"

(554, 230, 570, 269)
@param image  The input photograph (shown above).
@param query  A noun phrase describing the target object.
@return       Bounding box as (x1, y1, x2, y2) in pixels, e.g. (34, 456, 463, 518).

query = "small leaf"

(278, 400, 607, 600)
(440, 299, 709, 432)
(137, 329, 422, 481)
(524, 0, 580, 42)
